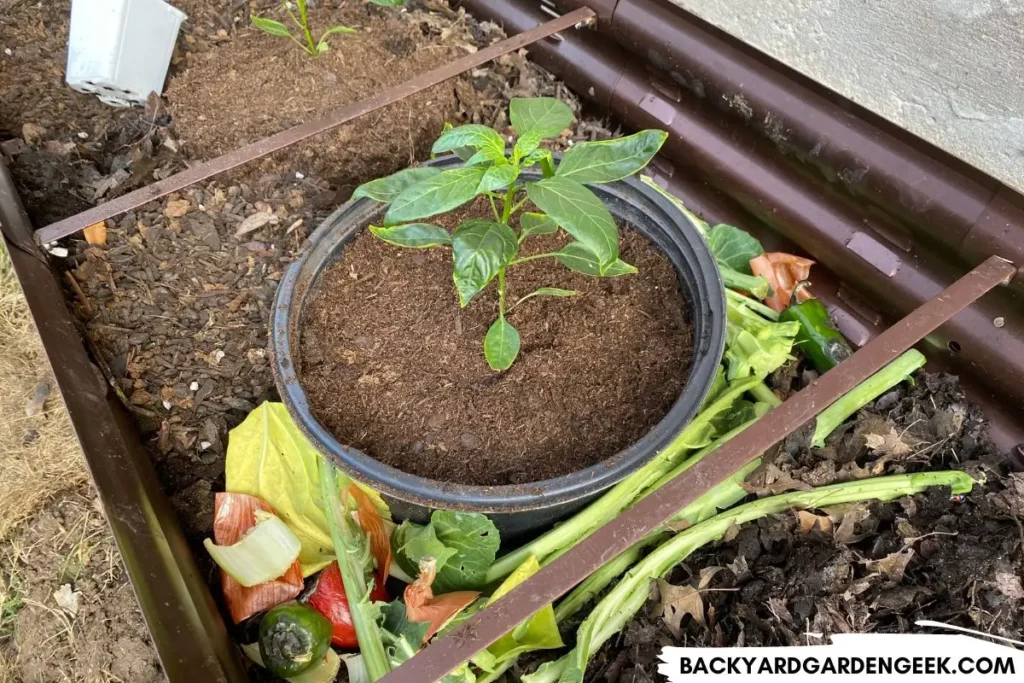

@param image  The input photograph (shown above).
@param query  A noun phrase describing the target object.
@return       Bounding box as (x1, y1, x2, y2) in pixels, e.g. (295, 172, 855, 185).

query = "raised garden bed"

(1, 1, 1022, 682)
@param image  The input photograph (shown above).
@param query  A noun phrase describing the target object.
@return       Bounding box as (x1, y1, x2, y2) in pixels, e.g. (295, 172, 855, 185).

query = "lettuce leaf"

(393, 511, 500, 592)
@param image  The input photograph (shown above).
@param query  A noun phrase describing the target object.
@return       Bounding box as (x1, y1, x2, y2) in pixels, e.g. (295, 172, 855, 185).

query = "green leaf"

(369, 224, 450, 249)
(393, 512, 500, 592)
(353, 167, 441, 203)
(528, 287, 577, 299)
(555, 242, 637, 277)
(380, 601, 430, 649)
(251, 16, 293, 37)
(385, 166, 486, 223)
(482, 556, 563, 669)
(509, 97, 573, 138)
(224, 403, 389, 577)
(319, 25, 358, 42)
(514, 130, 543, 159)
(521, 147, 552, 168)
(451, 219, 518, 306)
(556, 130, 668, 184)
(526, 176, 619, 268)
(368, 0, 405, 5)
(484, 317, 520, 371)
(432, 124, 505, 162)
(519, 212, 558, 238)
(478, 163, 519, 193)
(707, 223, 764, 273)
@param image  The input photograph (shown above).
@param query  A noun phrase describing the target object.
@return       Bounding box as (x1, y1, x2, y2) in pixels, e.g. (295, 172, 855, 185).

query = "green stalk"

(554, 470, 974, 682)
(812, 349, 927, 447)
(500, 186, 517, 223)
(721, 268, 770, 300)
(749, 381, 781, 407)
(726, 288, 779, 321)
(318, 460, 391, 681)
(497, 268, 507, 319)
(484, 377, 763, 584)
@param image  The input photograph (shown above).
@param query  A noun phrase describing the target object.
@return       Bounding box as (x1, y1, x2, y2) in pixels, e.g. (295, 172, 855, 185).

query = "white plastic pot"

(66, 0, 187, 107)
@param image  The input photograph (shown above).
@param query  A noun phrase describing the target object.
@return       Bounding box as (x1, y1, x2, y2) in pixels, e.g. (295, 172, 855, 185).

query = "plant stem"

(750, 381, 781, 406)
(500, 186, 517, 224)
(555, 470, 975, 682)
(318, 460, 391, 681)
(812, 349, 926, 447)
(726, 288, 779, 321)
(508, 252, 561, 267)
(721, 268, 770, 300)
(497, 268, 507, 319)
(488, 194, 500, 222)
(508, 196, 530, 217)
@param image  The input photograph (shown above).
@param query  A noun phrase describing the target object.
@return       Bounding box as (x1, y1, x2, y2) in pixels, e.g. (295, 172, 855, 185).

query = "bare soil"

(299, 200, 693, 486)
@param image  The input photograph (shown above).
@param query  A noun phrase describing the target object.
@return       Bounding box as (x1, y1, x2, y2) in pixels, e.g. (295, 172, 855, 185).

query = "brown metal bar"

(381, 255, 1016, 683)
(33, 6, 596, 245)
(0, 159, 249, 682)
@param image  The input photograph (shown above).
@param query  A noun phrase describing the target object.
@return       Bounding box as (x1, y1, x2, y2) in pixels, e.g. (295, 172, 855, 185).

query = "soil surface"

(299, 200, 693, 486)
(575, 372, 1024, 683)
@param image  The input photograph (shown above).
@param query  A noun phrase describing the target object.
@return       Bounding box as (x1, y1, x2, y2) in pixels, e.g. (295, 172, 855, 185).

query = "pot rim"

(271, 156, 725, 514)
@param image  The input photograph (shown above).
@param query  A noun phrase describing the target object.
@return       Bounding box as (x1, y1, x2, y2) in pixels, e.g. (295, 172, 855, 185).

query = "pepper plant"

(252, 0, 403, 57)
(353, 97, 668, 370)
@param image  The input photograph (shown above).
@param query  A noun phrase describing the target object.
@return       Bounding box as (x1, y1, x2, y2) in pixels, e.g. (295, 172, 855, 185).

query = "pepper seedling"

(354, 97, 668, 370)
(252, 0, 402, 57)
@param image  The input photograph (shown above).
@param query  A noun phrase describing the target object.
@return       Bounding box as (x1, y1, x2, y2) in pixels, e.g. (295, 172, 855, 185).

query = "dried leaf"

(657, 579, 706, 636)
(722, 523, 742, 543)
(828, 503, 875, 544)
(768, 596, 794, 625)
(796, 510, 833, 535)
(697, 566, 724, 589)
(863, 426, 913, 458)
(405, 558, 479, 644)
(743, 464, 813, 496)
(83, 221, 107, 245)
(234, 211, 278, 238)
(727, 555, 750, 581)
(348, 484, 392, 585)
(163, 198, 190, 218)
(994, 571, 1024, 600)
(52, 583, 80, 616)
(21, 122, 46, 144)
(865, 548, 914, 582)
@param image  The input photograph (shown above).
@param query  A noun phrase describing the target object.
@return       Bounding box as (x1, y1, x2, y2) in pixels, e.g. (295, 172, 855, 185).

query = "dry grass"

(0, 243, 87, 540)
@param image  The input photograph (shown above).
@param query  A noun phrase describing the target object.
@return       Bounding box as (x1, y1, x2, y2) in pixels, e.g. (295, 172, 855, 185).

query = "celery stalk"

(554, 470, 974, 683)
(318, 460, 391, 681)
(812, 349, 927, 447)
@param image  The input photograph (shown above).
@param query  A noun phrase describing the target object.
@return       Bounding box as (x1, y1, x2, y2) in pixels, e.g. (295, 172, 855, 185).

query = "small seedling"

(252, 0, 403, 57)
(354, 97, 667, 370)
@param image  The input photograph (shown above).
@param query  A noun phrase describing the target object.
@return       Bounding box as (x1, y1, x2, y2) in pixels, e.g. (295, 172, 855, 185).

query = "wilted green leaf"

(512, 287, 577, 310)
(368, 0, 405, 5)
(385, 166, 486, 223)
(707, 223, 764, 273)
(526, 176, 619, 269)
(484, 317, 520, 371)
(251, 16, 293, 37)
(519, 212, 558, 238)
(432, 124, 505, 162)
(353, 167, 441, 203)
(318, 25, 357, 42)
(556, 130, 668, 184)
(369, 223, 451, 248)
(451, 219, 518, 306)
(556, 242, 637, 277)
(509, 97, 573, 138)
(393, 511, 500, 592)
(478, 163, 519, 193)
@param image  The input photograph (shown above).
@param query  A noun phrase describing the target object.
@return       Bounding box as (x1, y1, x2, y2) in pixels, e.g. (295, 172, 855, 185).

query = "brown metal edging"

(0, 159, 249, 682)
(34, 6, 597, 245)
(382, 255, 1016, 683)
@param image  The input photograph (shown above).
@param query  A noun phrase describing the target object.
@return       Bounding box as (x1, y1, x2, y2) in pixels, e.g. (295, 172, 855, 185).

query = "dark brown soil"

(299, 200, 694, 486)
(575, 373, 1024, 683)
(164, 2, 460, 189)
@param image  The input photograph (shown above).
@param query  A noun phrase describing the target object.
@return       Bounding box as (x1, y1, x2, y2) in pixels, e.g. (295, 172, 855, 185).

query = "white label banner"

(658, 632, 1024, 682)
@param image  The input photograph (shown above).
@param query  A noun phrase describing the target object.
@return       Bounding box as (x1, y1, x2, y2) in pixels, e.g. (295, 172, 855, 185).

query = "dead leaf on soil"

(22, 122, 46, 144)
(768, 596, 794, 625)
(742, 464, 813, 496)
(826, 503, 876, 544)
(656, 567, 724, 636)
(865, 548, 914, 582)
(52, 583, 80, 616)
(993, 570, 1024, 601)
(163, 198, 190, 218)
(863, 425, 914, 458)
(234, 211, 279, 238)
(797, 510, 833, 535)
(83, 221, 107, 245)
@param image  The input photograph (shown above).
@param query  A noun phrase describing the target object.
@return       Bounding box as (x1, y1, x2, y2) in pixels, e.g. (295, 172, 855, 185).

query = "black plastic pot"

(271, 155, 726, 538)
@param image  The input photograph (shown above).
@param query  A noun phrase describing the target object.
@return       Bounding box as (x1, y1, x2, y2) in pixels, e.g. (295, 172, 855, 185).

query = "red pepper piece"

(305, 561, 389, 648)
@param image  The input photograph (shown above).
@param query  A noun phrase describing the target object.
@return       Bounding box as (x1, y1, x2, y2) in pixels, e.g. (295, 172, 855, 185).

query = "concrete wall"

(669, 0, 1024, 192)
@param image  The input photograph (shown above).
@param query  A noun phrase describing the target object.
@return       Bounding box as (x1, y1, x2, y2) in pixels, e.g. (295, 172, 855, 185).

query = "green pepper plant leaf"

(251, 0, 377, 57)
(353, 97, 667, 370)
